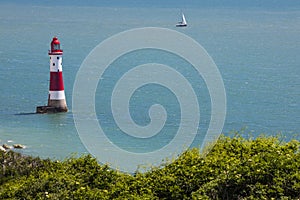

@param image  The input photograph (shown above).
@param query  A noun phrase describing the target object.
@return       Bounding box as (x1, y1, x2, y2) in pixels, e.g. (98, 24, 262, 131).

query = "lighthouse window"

(53, 44, 60, 50)
(57, 57, 59, 60)
(53, 63, 55, 66)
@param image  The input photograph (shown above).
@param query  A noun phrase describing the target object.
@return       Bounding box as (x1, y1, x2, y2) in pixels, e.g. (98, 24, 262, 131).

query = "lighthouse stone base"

(36, 106, 68, 114)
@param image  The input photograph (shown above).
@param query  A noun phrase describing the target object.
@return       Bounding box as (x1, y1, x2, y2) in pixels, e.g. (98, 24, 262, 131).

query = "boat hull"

(176, 24, 187, 27)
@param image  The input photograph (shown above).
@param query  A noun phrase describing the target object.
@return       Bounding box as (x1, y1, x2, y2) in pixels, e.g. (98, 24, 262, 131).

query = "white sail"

(176, 12, 187, 27)
(181, 13, 187, 25)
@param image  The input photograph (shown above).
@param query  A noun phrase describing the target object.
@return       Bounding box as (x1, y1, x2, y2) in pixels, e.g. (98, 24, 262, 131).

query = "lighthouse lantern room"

(36, 37, 68, 113)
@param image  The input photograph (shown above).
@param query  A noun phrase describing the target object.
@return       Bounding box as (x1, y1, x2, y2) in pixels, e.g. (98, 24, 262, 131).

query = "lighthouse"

(36, 37, 68, 113)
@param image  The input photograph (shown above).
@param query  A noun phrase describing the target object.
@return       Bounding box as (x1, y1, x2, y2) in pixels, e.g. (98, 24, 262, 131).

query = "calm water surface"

(0, 4, 299, 165)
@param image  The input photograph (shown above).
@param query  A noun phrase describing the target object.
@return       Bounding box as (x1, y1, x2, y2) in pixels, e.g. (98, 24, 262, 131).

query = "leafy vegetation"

(0, 134, 299, 199)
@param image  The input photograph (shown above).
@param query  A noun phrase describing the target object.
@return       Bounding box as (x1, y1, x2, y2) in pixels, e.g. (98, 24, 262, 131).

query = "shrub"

(0, 134, 299, 199)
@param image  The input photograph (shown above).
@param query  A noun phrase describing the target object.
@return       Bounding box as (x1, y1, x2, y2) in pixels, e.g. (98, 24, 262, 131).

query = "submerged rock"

(13, 144, 25, 149)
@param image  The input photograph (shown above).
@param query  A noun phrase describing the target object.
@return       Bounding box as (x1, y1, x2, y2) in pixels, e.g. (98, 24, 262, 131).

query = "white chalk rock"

(2, 144, 11, 149)
(0, 146, 6, 152)
(13, 144, 25, 149)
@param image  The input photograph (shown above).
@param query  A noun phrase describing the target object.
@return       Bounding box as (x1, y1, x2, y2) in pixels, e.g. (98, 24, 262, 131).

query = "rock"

(0, 146, 6, 152)
(2, 144, 11, 149)
(13, 144, 25, 149)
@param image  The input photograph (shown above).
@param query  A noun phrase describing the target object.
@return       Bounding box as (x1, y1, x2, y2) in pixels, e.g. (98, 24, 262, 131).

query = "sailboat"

(176, 13, 187, 27)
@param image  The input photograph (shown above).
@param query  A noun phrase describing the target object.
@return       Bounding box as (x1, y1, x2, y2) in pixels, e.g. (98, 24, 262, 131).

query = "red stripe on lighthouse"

(49, 72, 65, 91)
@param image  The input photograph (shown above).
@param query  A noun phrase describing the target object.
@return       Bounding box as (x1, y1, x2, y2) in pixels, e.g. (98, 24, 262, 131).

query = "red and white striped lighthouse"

(37, 37, 68, 113)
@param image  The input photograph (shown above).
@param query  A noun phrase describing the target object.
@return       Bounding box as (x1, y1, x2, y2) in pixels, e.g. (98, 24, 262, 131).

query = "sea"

(0, 1, 299, 171)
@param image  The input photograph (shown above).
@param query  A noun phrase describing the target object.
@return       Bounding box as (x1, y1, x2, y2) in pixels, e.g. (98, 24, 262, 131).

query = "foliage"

(0, 134, 299, 199)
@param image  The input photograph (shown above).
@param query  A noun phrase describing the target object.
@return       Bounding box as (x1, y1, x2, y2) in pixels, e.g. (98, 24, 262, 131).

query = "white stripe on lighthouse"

(50, 55, 63, 72)
(49, 90, 66, 100)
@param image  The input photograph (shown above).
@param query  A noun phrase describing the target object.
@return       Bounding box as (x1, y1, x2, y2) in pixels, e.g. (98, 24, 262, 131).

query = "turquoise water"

(0, 3, 299, 165)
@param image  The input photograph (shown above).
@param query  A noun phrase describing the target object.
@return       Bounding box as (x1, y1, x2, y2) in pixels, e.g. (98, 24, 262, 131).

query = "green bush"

(0, 134, 299, 199)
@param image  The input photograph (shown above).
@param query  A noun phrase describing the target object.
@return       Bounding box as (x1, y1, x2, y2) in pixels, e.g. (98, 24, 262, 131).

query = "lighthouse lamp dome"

(49, 37, 63, 54)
